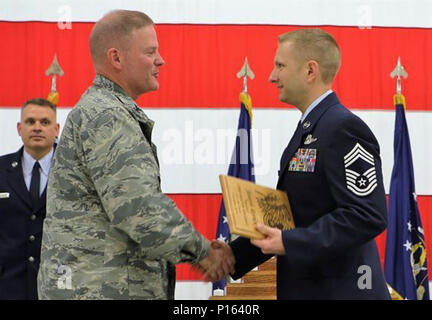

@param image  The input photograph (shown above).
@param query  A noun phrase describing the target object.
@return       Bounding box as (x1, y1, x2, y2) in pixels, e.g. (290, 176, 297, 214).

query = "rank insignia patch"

(344, 143, 377, 196)
(289, 148, 317, 172)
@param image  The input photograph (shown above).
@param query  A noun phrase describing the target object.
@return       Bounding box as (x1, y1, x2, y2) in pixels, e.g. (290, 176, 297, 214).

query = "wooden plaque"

(219, 175, 295, 240)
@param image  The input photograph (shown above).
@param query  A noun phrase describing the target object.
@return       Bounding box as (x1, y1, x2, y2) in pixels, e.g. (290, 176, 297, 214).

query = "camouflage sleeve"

(80, 106, 210, 265)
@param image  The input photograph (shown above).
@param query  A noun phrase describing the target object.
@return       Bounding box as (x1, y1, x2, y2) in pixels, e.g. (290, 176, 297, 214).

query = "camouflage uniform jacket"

(38, 75, 210, 299)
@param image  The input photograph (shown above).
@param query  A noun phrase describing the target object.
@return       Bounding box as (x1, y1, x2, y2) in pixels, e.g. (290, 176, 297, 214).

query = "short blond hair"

(279, 28, 341, 84)
(89, 10, 154, 66)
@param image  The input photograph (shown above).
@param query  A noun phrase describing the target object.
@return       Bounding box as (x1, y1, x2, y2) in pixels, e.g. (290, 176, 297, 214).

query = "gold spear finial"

(45, 54, 64, 105)
(237, 57, 255, 93)
(237, 58, 254, 123)
(390, 56, 408, 106)
(390, 56, 408, 95)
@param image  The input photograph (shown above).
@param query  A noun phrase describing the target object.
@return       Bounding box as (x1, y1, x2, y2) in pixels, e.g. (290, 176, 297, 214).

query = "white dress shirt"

(22, 148, 54, 196)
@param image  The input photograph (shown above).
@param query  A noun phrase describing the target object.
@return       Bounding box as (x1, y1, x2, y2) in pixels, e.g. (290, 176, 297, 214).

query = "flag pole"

(212, 58, 256, 296)
(385, 57, 430, 300)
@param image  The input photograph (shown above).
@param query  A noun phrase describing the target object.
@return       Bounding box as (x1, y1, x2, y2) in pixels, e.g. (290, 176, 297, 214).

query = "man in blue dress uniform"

(229, 29, 390, 299)
(0, 98, 59, 299)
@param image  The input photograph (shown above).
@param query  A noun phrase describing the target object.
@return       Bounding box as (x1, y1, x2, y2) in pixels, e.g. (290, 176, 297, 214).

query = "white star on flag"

(412, 192, 418, 202)
(217, 234, 227, 243)
(407, 221, 413, 232)
(403, 240, 412, 252)
(223, 216, 228, 224)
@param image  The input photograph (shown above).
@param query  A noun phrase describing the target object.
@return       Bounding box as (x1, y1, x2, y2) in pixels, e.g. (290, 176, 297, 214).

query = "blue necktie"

(30, 161, 40, 209)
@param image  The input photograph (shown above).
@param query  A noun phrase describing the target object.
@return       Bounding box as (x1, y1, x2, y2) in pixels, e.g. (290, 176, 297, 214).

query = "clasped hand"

(195, 240, 236, 282)
(195, 224, 285, 282)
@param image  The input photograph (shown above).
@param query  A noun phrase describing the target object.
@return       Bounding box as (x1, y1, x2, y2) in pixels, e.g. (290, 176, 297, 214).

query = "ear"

(55, 123, 60, 137)
(306, 60, 319, 83)
(106, 47, 122, 70)
(17, 122, 21, 136)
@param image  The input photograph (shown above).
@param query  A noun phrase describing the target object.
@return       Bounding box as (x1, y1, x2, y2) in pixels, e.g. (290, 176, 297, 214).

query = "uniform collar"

(299, 92, 340, 134)
(22, 148, 54, 177)
(93, 74, 155, 141)
(300, 89, 333, 123)
(93, 74, 131, 100)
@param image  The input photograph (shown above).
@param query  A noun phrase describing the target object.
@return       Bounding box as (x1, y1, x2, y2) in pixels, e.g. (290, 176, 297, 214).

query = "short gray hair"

(89, 10, 154, 66)
(22, 98, 56, 113)
(279, 28, 341, 84)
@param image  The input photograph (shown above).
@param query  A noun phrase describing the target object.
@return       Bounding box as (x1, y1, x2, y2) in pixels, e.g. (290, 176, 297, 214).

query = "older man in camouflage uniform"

(37, 10, 233, 299)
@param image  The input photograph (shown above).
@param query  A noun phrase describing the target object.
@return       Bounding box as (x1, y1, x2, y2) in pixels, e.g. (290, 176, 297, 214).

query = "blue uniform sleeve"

(230, 236, 273, 280)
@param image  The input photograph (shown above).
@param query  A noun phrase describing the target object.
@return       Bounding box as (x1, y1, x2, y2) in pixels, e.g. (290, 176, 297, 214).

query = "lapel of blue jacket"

(277, 92, 340, 189)
(6, 147, 32, 209)
(36, 144, 57, 212)
(37, 186, 47, 212)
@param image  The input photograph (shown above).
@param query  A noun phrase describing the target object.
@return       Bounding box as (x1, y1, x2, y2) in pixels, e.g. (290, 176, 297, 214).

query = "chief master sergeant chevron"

(37, 10, 234, 299)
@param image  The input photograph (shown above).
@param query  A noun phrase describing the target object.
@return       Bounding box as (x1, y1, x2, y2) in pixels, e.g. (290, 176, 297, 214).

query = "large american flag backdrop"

(1, 0, 431, 299)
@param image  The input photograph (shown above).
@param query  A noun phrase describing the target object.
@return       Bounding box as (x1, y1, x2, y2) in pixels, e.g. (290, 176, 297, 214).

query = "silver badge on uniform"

(304, 134, 318, 145)
(11, 161, 18, 168)
(303, 121, 311, 129)
(344, 143, 377, 197)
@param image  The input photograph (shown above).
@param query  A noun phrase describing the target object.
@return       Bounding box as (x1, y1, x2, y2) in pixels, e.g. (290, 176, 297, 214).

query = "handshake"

(195, 240, 236, 282)
(194, 224, 285, 282)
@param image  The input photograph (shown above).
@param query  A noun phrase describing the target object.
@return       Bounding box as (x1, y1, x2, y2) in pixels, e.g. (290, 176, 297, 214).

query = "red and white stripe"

(1, 0, 431, 299)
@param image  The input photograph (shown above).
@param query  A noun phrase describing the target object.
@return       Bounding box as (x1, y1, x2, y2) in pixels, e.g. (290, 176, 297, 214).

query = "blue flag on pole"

(212, 92, 255, 292)
(384, 94, 430, 300)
